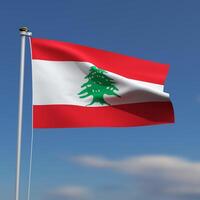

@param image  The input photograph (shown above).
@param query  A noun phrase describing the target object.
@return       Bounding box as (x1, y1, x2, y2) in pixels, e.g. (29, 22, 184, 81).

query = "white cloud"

(51, 185, 91, 199)
(72, 155, 200, 198)
(72, 155, 112, 168)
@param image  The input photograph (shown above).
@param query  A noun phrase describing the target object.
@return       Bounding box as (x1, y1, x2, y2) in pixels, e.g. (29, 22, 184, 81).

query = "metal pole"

(15, 27, 32, 200)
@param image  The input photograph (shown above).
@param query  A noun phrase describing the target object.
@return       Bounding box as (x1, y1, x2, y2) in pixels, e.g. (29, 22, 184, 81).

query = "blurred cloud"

(197, 94, 200, 103)
(49, 185, 91, 200)
(72, 155, 200, 199)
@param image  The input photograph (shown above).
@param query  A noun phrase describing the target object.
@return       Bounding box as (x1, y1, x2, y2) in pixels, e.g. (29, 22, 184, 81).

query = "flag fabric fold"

(30, 38, 174, 128)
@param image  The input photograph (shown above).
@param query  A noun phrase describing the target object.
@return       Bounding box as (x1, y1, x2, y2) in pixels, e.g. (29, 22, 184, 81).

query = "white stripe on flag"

(32, 60, 170, 106)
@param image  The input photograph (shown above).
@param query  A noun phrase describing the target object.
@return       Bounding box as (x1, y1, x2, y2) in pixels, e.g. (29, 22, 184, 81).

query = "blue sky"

(0, 0, 200, 200)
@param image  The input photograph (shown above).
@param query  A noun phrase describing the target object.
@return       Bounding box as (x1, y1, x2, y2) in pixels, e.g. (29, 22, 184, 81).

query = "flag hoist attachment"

(15, 27, 32, 200)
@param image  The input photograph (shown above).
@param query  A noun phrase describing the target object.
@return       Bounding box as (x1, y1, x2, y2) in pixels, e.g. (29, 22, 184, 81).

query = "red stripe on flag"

(33, 102, 174, 128)
(31, 38, 169, 85)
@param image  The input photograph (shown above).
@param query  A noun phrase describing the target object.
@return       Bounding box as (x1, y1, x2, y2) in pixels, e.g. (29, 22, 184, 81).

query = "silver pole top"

(19, 26, 32, 37)
(19, 26, 29, 32)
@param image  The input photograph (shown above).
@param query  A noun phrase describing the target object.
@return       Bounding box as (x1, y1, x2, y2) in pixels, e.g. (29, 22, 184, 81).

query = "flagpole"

(15, 27, 32, 200)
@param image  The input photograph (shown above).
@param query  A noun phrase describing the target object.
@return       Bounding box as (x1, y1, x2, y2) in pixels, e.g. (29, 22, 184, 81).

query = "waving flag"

(31, 38, 174, 128)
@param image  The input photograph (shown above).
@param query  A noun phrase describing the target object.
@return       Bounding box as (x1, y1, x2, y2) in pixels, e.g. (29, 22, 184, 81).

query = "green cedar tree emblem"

(78, 66, 120, 105)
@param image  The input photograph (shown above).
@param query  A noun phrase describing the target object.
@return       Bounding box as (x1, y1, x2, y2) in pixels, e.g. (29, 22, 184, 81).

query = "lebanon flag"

(30, 38, 174, 128)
